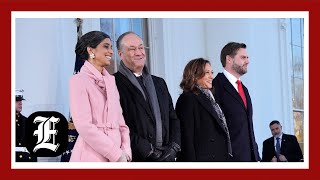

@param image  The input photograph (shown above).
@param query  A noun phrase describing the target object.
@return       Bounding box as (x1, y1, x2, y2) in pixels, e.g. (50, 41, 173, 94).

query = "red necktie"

(236, 80, 247, 108)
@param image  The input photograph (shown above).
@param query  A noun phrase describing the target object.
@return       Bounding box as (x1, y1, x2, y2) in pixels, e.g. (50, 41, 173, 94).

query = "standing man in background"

(213, 42, 260, 161)
(114, 31, 181, 162)
(262, 120, 303, 162)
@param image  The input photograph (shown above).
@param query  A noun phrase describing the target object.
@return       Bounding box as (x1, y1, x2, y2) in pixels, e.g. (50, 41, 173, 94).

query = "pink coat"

(69, 61, 131, 162)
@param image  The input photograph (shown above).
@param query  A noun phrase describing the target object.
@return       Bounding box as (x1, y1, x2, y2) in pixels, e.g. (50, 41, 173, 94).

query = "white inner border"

(11, 11, 309, 169)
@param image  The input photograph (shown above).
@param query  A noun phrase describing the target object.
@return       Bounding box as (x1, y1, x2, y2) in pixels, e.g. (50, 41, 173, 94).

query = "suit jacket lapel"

(118, 73, 155, 119)
(220, 73, 247, 110)
(243, 84, 252, 114)
(270, 138, 277, 155)
(280, 134, 287, 152)
(194, 92, 228, 134)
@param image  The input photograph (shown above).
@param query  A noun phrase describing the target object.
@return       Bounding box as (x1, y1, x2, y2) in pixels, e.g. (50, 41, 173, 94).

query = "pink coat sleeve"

(69, 75, 122, 162)
(116, 85, 132, 161)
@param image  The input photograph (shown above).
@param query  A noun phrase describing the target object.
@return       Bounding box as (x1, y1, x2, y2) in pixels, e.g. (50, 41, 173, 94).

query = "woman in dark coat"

(176, 58, 232, 162)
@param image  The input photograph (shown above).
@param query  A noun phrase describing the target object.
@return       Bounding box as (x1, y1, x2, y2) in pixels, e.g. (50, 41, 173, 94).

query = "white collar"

(274, 133, 283, 140)
(133, 72, 142, 77)
(223, 69, 240, 91)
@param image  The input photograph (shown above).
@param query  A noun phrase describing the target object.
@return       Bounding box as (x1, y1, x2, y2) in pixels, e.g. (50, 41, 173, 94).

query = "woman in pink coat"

(69, 31, 131, 162)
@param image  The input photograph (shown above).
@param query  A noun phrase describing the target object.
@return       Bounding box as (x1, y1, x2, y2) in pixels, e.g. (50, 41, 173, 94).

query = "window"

(290, 18, 304, 154)
(100, 18, 149, 74)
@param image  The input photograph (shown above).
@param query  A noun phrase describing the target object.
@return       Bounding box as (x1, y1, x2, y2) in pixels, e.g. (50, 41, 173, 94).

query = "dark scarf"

(196, 85, 233, 156)
(118, 61, 163, 146)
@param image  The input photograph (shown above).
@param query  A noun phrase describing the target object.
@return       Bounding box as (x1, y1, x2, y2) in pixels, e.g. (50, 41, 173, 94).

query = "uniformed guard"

(15, 89, 37, 162)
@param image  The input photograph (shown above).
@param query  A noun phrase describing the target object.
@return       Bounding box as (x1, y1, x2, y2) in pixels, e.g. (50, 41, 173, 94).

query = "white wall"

(15, 18, 78, 162)
(150, 18, 207, 104)
(15, 18, 76, 119)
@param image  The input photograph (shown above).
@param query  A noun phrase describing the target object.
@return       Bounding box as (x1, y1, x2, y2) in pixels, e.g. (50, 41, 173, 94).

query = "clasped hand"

(148, 142, 180, 162)
(271, 154, 288, 162)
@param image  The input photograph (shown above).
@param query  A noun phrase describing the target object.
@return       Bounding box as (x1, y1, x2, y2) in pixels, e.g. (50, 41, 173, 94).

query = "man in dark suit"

(213, 42, 260, 162)
(114, 32, 181, 162)
(262, 120, 303, 162)
(15, 89, 37, 162)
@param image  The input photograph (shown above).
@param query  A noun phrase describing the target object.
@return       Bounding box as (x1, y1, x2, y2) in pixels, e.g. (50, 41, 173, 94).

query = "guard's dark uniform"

(16, 112, 37, 162)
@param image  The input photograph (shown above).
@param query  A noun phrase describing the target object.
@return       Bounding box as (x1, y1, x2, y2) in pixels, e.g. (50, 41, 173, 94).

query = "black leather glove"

(157, 142, 181, 162)
(147, 144, 163, 161)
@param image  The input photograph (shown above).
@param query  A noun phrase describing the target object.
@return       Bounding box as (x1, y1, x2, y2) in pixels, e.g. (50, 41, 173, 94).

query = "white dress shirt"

(274, 133, 283, 151)
(223, 69, 240, 92)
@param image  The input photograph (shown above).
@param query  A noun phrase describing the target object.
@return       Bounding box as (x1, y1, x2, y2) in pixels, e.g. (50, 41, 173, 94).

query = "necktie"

(137, 76, 148, 101)
(276, 137, 281, 161)
(236, 80, 247, 108)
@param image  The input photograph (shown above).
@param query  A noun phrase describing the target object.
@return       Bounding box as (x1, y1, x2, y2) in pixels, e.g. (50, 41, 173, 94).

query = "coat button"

(19, 143, 21, 145)
(19, 155, 23, 158)
(210, 139, 215, 142)
(29, 157, 31, 159)
(148, 134, 153, 138)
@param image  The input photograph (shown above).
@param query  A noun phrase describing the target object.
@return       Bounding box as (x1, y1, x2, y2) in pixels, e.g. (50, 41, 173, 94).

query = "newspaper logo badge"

(26, 111, 68, 157)
(33, 116, 60, 152)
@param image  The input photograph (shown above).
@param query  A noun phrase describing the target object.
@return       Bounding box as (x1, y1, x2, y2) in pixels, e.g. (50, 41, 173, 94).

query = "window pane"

(100, 18, 113, 37)
(299, 142, 304, 156)
(292, 77, 304, 109)
(115, 18, 131, 39)
(114, 19, 131, 72)
(292, 45, 303, 79)
(291, 18, 302, 46)
(294, 111, 304, 143)
(132, 18, 143, 37)
(301, 19, 304, 48)
(100, 18, 115, 74)
(290, 18, 304, 157)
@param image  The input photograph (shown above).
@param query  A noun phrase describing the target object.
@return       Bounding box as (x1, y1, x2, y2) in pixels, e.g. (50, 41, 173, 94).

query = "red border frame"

(1, 0, 318, 179)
